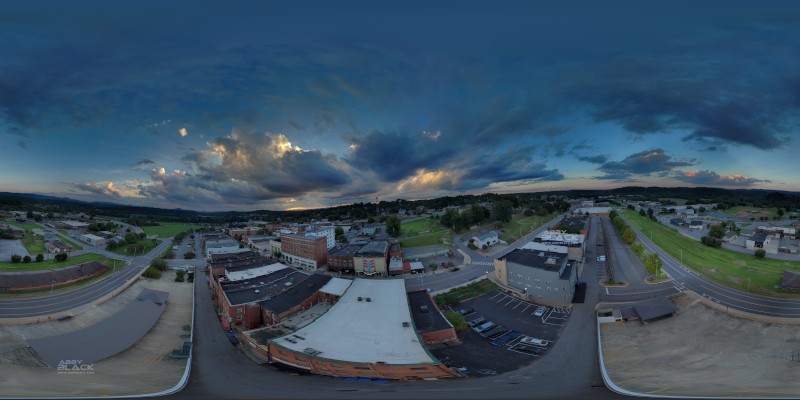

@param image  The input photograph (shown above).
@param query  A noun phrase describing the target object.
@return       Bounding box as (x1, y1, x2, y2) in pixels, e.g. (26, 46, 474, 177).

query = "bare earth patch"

(733, 260, 747, 267)
(726, 275, 743, 284)
(703, 268, 720, 273)
(736, 209, 770, 217)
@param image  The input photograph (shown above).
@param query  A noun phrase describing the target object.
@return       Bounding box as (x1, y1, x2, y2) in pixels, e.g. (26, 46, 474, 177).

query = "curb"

(685, 290, 800, 325)
(644, 276, 672, 285)
(598, 279, 628, 288)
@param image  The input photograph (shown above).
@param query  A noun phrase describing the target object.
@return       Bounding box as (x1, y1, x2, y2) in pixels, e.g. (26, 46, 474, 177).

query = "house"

(670, 219, 689, 228)
(493, 248, 577, 306)
(471, 231, 499, 248)
(745, 232, 771, 249)
(45, 241, 74, 253)
(781, 270, 800, 291)
(723, 231, 738, 242)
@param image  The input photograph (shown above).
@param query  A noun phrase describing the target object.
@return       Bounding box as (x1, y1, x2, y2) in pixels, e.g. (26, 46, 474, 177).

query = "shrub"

(175, 276, 185, 282)
(142, 267, 162, 279)
(55, 253, 68, 262)
(754, 249, 766, 259)
(138, 232, 147, 240)
(444, 312, 468, 330)
(105, 240, 118, 251)
(184, 252, 195, 259)
(10, 254, 21, 263)
(176, 270, 185, 278)
(608, 279, 615, 285)
(36, 253, 44, 262)
(467, 243, 478, 250)
(150, 257, 168, 271)
(187, 273, 194, 283)
(22, 255, 31, 263)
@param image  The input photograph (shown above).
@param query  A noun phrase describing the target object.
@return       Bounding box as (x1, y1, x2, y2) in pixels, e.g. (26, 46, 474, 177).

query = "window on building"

(417, 372, 434, 374)
(316, 362, 326, 365)
(296, 356, 306, 361)
(354, 366, 370, 370)
(237, 308, 242, 313)
(527, 277, 531, 280)
(237, 315, 242, 320)
(319, 367, 329, 371)
(359, 371, 377, 374)
(335, 369, 346, 373)
(410, 367, 428, 370)
(279, 351, 287, 355)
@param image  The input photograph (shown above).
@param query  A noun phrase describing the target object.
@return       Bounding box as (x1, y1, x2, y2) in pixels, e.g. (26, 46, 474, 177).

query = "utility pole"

(748, 277, 751, 292)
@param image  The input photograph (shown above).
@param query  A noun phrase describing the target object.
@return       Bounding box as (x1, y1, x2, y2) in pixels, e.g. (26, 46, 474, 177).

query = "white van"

(520, 337, 549, 346)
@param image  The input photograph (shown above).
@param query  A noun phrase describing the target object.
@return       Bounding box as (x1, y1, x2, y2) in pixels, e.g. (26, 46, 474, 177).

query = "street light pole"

(748, 277, 751, 292)
(679, 250, 682, 264)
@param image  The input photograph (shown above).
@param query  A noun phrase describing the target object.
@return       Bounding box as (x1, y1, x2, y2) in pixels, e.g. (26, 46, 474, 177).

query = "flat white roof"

(318, 277, 352, 296)
(80, 233, 105, 240)
(271, 279, 435, 365)
(226, 263, 289, 282)
(408, 261, 424, 270)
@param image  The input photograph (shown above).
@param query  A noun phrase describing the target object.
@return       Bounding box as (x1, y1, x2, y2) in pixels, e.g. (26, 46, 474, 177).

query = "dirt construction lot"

(0, 270, 193, 397)
(601, 296, 800, 397)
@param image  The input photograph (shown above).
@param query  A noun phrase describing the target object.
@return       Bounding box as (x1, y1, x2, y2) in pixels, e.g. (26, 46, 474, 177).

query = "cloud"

(16, 141, 26, 149)
(595, 148, 695, 179)
(576, 154, 608, 164)
(139, 129, 352, 205)
(56, 181, 123, 197)
(130, 158, 155, 171)
(179, 128, 188, 137)
(672, 170, 772, 186)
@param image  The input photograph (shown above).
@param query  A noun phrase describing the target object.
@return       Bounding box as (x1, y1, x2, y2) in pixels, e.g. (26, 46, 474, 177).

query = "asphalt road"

(0, 239, 174, 318)
(619, 210, 800, 317)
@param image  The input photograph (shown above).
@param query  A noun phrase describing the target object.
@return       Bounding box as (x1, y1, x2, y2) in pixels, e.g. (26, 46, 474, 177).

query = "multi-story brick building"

(282, 234, 328, 270)
(305, 226, 335, 250)
(259, 273, 332, 326)
(228, 227, 261, 237)
(327, 243, 365, 274)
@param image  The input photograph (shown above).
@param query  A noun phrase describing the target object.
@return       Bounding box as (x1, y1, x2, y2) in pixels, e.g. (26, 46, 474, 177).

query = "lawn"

(21, 231, 45, 254)
(621, 209, 800, 297)
(399, 232, 446, 248)
(5, 218, 42, 229)
(435, 280, 500, 307)
(718, 206, 781, 218)
(496, 212, 558, 244)
(55, 232, 84, 250)
(400, 217, 445, 234)
(660, 198, 688, 205)
(109, 238, 164, 257)
(0, 253, 105, 271)
(0, 257, 126, 295)
(142, 225, 202, 238)
(97, 215, 126, 222)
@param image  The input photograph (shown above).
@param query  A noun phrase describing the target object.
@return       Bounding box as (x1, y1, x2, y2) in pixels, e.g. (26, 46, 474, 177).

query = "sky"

(2, 1, 800, 211)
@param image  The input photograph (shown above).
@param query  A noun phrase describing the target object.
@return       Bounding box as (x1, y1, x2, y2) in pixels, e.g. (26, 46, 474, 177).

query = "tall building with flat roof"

(282, 234, 328, 271)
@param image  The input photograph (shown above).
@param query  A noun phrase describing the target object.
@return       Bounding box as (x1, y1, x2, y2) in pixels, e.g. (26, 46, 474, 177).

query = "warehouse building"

(80, 233, 106, 247)
(493, 248, 577, 306)
(242, 279, 458, 380)
(746, 232, 771, 249)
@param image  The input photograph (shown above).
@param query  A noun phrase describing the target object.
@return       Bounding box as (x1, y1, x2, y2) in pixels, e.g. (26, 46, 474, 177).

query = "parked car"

(467, 317, 486, 327)
(515, 345, 544, 355)
(520, 337, 549, 347)
(473, 321, 496, 333)
(534, 306, 547, 317)
(597, 255, 606, 262)
(458, 308, 475, 316)
(451, 267, 460, 272)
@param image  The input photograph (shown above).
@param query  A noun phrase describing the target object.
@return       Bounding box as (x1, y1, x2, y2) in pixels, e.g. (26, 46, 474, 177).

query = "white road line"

(512, 302, 523, 310)
(490, 292, 503, 300)
(503, 299, 515, 307)
(521, 305, 531, 313)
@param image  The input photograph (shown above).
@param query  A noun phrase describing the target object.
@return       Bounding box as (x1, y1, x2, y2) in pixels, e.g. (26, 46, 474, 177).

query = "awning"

(403, 263, 411, 270)
(221, 317, 230, 328)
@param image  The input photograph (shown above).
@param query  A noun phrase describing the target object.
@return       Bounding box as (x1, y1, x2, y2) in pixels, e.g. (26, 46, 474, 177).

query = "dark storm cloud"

(55, 181, 122, 197)
(453, 145, 565, 190)
(576, 154, 608, 164)
(16, 141, 26, 149)
(595, 148, 694, 179)
(672, 170, 771, 186)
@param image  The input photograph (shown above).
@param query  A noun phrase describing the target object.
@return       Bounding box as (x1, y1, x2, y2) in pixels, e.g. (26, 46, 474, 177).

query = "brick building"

(555, 215, 590, 236)
(215, 266, 310, 328)
(228, 227, 261, 237)
(242, 279, 458, 380)
(407, 290, 458, 345)
(260, 274, 332, 326)
(326, 243, 365, 274)
(282, 234, 328, 270)
(353, 240, 389, 277)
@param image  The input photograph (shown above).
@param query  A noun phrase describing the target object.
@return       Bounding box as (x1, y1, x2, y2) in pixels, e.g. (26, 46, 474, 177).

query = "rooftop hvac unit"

(285, 282, 292, 287)
(304, 348, 321, 355)
(402, 322, 410, 327)
(285, 338, 297, 344)
(420, 305, 428, 313)
(366, 298, 371, 302)
(358, 297, 363, 301)
(538, 252, 545, 257)
(254, 290, 260, 293)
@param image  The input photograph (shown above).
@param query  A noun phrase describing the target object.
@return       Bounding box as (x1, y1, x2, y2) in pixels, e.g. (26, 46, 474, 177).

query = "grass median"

(0, 252, 105, 272)
(142, 225, 202, 238)
(108, 238, 163, 257)
(621, 209, 800, 297)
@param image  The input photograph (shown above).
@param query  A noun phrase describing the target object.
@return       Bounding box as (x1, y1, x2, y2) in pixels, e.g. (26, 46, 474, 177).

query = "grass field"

(142, 225, 202, 238)
(21, 231, 45, 254)
(97, 215, 126, 222)
(496, 212, 558, 244)
(717, 206, 780, 218)
(399, 232, 446, 248)
(109, 238, 164, 256)
(621, 209, 800, 297)
(4, 218, 42, 229)
(55, 233, 84, 250)
(0, 257, 126, 295)
(435, 280, 500, 307)
(400, 217, 445, 235)
(659, 198, 688, 205)
(0, 252, 105, 271)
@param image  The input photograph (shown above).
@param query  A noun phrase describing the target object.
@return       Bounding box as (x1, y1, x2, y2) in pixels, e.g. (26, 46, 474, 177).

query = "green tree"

(778, 208, 785, 217)
(644, 252, 663, 278)
(22, 255, 31, 263)
(150, 257, 168, 271)
(631, 242, 645, 255)
(754, 249, 766, 259)
(543, 202, 555, 214)
(106, 240, 118, 251)
(125, 232, 138, 244)
(493, 200, 513, 222)
(429, 263, 438, 274)
(443, 312, 467, 330)
(273, 250, 282, 259)
(34, 214, 43, 222)
(138, 232, 147, 240)
(471, 204, 485, 225)
(36, 253, 44, 262)
(335, 226, 344, 236)
(184, 252, 195, 259)
(367, 217, 375, 223)
(646, 208, 654, 218)
(709, 224, 726, 239)
(46, 212, 54, 219)
(385, 216, 402, 237)
(639, 208, 646, 216)
(699, 206, 706, 213)
(26, 210, 33, 219)
(621, 227, 637, 244)
(524, 209, 533, 217)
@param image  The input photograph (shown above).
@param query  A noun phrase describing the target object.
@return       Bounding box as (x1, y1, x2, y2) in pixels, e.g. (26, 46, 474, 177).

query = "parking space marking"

(521, 304, 531, 313)
(512, 302, 523, 310)
(503, 298, 515, 307)
(490, 292, 504, 300)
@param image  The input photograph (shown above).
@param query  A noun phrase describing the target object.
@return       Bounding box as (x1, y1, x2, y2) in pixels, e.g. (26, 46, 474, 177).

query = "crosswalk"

(472, 261, 494, 266)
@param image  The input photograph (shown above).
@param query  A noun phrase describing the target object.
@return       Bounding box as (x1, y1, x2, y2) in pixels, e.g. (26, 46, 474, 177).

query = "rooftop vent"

(366, 297, 371, 302)
(285, 338, 297, 344)
(284, 282, 293, 287)
(254, 290, 260, 293)
(307, 283, 315, 288)
(420, 305, 428, 313)
(358, 297, 363, 301)
(538, 252, 545, 257)
(402, 322, 410, 327)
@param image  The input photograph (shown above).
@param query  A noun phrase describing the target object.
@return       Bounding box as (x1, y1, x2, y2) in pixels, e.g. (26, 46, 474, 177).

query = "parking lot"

(0, 239, 30, 261)
(429, 290, 571, 378)
(418, 251, 464, 273)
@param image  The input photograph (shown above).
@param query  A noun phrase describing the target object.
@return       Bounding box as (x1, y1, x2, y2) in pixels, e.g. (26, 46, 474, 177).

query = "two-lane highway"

(619, 210, 800, 317)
